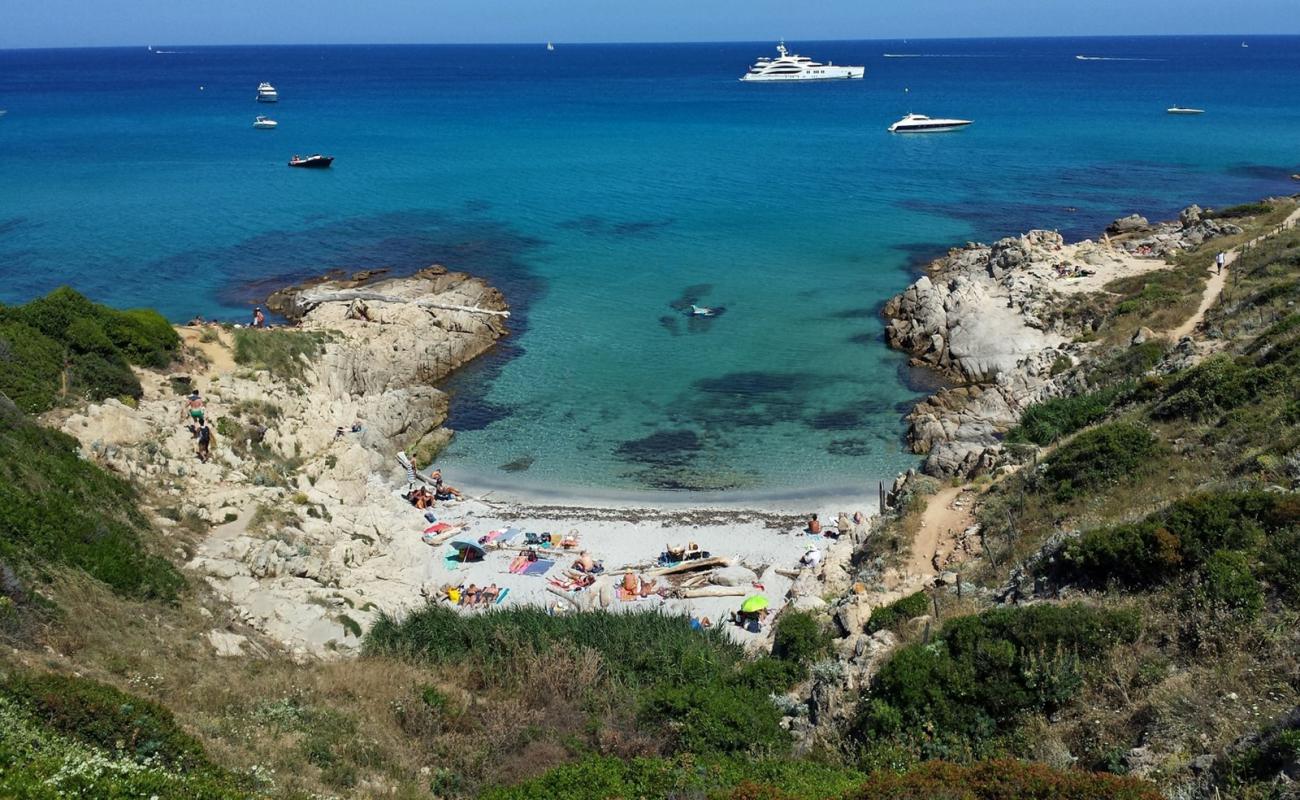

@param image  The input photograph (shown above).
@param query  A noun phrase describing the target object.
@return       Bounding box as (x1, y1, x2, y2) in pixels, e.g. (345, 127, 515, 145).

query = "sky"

(2, 0, 1298, 49)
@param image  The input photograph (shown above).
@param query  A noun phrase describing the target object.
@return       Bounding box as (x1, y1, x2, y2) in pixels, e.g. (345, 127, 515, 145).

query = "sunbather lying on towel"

(429, 470, 463, 500)
(480, 584, 500, 604)
(572, 551, 604, 573)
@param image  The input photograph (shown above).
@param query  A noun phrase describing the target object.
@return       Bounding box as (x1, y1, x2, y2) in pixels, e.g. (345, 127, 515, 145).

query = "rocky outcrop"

(60, 268, 508, 658)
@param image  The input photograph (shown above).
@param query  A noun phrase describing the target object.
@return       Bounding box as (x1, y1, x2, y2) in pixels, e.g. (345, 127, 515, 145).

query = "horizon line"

(1, 32, 1294, 53)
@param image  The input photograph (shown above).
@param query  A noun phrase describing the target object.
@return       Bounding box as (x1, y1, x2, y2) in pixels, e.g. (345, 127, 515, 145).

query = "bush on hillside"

(864, 591, 930, 635)
(853, 605, 1141, 761)
(844, 759, 1163, 800)
(1048, 492, 1295, 595)
(1037, 422, 1160, 502)
(1, 671, 208, 770)
(1152, 354, 1282, 422)
(1007, 383, 1130, 446)
(0, 288, 179, 413)
(1205, 202, 1274, 220)
(480, 754, 868, 800)
(0, 396, 183, 601)
(367, 606, 796, 756)
(232, 328, 328, 384)
(772, 610, 831, 664)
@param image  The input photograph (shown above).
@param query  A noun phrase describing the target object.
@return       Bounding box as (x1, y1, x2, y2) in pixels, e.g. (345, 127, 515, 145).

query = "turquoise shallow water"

(2, 38, 1299, 493)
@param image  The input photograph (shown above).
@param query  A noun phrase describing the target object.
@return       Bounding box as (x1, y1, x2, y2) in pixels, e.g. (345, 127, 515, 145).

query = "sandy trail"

(178, 325, 237, 375)
(1171, 207, 1300, 341)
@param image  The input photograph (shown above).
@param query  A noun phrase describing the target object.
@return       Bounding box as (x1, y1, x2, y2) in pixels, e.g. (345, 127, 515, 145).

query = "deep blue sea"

(2, 37, 1298, 497)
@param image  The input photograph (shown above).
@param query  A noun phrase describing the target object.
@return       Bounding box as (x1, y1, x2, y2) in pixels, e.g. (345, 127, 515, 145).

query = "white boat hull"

(741, 66, 864, 82)
(257, 95, 278, 103)
(889, 122, 971, 133)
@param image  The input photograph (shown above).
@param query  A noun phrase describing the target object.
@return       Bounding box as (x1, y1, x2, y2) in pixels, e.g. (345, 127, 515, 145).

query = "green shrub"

(772, 611, 830, 664)
(845, 759, 1163, 800)
(367, 606, 797, 756)
(1007, 384, 1129, 446)
(1188, 550, 1264, 625)
(0, 396, 183, 601)
(232, 329, 328, 384)
(1, 671, 207, 770)
(865, 591, 931, 635)
(1049, 492, 1293, 593)
(481, 754, 867, 800)
(1152, 354, 1275, 421)
(1038, 422, 1160, 502)
(0, 696, 251, 799)
(854, 604, 1141, 761)
(0, 289, 179, 413)
(1206, 202, 1273, 219)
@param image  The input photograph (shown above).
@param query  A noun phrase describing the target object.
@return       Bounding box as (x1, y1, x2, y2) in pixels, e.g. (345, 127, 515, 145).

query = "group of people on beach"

(449, 582, 500, 607)
(404, 470, 464, 510)
(804, 511, 868, 539)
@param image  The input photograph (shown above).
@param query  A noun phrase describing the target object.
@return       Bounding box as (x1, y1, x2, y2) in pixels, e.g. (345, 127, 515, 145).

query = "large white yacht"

(256, 82, 279, 103)
(888, 113, 972, 133)
(740, 42, 865, 82)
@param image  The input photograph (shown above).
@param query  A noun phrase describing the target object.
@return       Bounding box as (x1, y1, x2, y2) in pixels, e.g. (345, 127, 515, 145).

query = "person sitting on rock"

(429, 470, 463, 500)
(834, 512, 851, 539)
(806, 513, 821, 535)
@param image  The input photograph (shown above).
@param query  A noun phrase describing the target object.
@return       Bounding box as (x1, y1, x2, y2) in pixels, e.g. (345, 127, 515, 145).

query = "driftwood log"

(645, 556, 732, 577)
(677, 586, 747, 599)
(293, 288, 511, 318)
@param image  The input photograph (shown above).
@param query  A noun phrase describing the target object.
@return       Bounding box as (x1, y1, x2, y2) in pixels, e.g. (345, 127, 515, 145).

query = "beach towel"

(507, 556, 528, 574)
(480, 529, 506, 545)
(618, 588, 639, 602)
(425, 522, 455, 534)
(521, 559, 555, 577)
(497, 527, 522, 544)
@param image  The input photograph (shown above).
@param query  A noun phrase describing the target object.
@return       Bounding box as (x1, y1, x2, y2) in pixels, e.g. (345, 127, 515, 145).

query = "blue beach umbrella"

(449, 540, 486, 562)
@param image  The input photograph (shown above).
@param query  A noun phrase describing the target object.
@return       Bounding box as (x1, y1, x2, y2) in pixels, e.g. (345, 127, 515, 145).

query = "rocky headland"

(882, 208, 1241, 478)
(57, 267, 509, 658)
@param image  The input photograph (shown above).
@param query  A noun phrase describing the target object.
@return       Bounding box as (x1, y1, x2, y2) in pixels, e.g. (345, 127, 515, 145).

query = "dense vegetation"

(853, 604, 1141, 763)
(0, 395, 183, 602)
(0, 287, 179, 413)
(0, 669, 251, 799)
(367, 605, 814, 757)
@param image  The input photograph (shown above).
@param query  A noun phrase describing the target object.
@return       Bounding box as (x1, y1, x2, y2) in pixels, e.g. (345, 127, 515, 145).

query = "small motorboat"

(688, 304, 716, 317)
(288, 154, 333, 168)
(252, 116, 277, 129)
(1166, 106, 1205, 115)
(888, 113, 972, 133)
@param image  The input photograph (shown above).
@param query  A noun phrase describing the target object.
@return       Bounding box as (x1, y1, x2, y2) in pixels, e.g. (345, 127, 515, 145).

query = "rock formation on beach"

(58, 267, 509, 657)
(883, 208, 1229, 478)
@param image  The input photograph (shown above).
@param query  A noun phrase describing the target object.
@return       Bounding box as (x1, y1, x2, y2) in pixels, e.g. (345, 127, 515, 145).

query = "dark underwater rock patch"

(498, 455, 534, 472)
(615, 429, 702, 467)
(847, 332, 877, 346)
(808, 408, 865, 431)
(827, 438, 873, 457)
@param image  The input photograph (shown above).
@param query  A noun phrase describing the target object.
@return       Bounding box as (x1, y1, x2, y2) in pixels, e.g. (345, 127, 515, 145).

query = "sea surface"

(2, 37, 1298, 497)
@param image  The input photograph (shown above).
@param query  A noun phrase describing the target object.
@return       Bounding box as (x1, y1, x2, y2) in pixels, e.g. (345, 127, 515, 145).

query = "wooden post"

(956, 573, 963, 598)
(932, 591, 941, 622)
(922, 620, 931, 645)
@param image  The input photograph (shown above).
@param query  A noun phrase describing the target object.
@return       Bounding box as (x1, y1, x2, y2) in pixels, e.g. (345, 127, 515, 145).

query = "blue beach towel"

(494, 588, 510, 605)
(521, 559, 555, 577)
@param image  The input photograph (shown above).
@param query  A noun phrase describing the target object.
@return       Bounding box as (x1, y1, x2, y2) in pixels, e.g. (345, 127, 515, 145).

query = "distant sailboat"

(1241, 41, 1249, 48)
(547, 41, 555, 51)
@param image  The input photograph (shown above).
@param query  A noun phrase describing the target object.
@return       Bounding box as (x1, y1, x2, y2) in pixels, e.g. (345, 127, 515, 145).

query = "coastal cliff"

(882, 209, 1241, 477)
(58, 267, 509, 657)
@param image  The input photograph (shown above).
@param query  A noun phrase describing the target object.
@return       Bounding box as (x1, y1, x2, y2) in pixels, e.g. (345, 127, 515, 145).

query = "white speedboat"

(888, 113, 972, 133)
(547, 41, 555, 51)
(740, 41, 864, 82)
(252, 116, 278, 129)
(256, 82, 279, 102)
(1166, 106, 1205, 115)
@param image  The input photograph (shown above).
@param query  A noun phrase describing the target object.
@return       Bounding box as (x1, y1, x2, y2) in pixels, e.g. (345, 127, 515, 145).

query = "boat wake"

(1074, 55, 1165, 62)
(883, 53, 999, 58)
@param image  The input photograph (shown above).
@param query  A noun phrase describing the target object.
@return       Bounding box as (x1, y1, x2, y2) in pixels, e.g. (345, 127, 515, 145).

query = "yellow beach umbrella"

(740, 595, 769, 614)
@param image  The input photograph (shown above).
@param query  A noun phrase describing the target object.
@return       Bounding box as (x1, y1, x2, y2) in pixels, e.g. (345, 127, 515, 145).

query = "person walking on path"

(196, 419, 212, 463)
(1216, 251, 1226, 275)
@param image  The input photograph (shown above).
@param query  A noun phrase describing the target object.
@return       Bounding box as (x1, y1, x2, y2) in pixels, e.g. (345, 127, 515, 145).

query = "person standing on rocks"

(252, 307, 266, 328)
